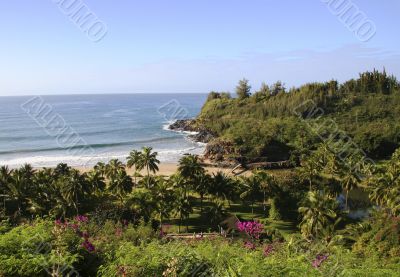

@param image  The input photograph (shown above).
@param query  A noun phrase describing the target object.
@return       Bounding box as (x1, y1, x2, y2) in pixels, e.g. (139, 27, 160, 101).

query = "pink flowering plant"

(236, 220, 265, 251)
(54, 215, 95, 253)
(236, 220, 264, 240)
(312, 254, 329, 269)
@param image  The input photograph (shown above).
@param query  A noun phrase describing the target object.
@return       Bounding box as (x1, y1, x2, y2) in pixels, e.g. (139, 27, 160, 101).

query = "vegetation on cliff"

(196, 70, 400, 162)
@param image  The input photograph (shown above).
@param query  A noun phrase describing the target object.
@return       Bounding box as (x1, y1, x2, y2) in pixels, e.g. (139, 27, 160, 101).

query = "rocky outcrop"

(169, 120, 239, 164)
(168, 119, 215, 143)
(204, 139, 237, 163)
(168, 119, 197, 132)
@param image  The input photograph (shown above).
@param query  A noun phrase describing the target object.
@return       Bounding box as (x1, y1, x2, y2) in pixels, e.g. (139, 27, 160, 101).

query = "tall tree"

(239, 175, 261, 214)
(253, 170, 277, 211)
(151, 176, 175, 228)
(105, 159, 125, 181)
(136, 147, 160, 187)
(236, 78, 251, 99)
(109, 168, 133, 204)
(59, 169, 85, 215)
(298, 191, 341, 239)
(85, 170, 106, 196)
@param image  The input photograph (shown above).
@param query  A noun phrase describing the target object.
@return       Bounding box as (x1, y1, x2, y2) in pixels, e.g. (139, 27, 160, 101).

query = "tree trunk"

(200, 195, 203, 214)
(146, 166, 150, 188)
(178, 214, 182, 233)
(263, 191, 266, 211)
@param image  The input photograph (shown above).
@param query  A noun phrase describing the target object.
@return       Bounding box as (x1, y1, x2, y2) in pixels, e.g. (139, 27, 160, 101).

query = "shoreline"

(75, 161, 245, 177)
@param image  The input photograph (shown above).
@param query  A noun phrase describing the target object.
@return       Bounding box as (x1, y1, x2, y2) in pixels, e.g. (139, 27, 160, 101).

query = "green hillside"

(197, 70, 400, 162)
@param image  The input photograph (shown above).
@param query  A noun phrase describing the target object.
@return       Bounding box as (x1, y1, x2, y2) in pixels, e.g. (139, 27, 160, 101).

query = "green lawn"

(164, 197, 297, 235)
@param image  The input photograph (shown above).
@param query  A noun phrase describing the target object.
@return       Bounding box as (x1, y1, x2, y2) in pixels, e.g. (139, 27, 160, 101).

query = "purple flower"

(70, 223, 79, 231)
(236, 221, 264, 239)
(75, 215, 89, 223)
(312, 254, 329, 268)
(243, 241, 256, 250)
(81, 231, 90, 239)
(263, 244, 274, 256)
(81, 239, 95, 252)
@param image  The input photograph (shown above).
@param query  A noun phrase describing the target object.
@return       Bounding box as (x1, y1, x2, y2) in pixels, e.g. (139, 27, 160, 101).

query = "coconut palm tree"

(298, 158, 320, 191)
(85, 170, 106, 196)
(8, 168, 32, 215)
(0, 166, 13, 213)
(211, 172, 235, 206)
(174, 189, 193, 233)
(105, 159, 125, 180)
(151, 176, 175, 228)
(108, 168, 132, 204)
(368, 149, 400, 215)
(125, 189, 154, 222)
(127, 149, 142, 170)
(194, 173, 212, 213)
(178, 155, 205, 182)
(60, 169, 85, 215)
(138, 147, 160, 176)
(298, 191, 340, 239)
(54, 163, 71, 177)
(29, 168, 55, 216)
(204, 200, 227, 229)
(253, 170, 277, 211)
(338, 157, 362, 210)
(136, 147, 160, 187)
(239, 175, 261, 214)
(94, 161, 107, 176)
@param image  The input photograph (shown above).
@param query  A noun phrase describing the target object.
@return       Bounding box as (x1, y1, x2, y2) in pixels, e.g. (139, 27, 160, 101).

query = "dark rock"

(168, 119, 197, 132)
(168, 119, 215, 143)
(204, 139, 238, 162)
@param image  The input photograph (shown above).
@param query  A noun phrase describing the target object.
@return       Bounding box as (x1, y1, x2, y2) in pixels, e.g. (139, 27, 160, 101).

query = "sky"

(0, 0, 399, 96)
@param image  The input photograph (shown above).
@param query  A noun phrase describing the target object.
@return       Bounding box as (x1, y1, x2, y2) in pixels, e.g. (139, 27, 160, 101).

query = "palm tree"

(204, 200, 227, 229)
(298, 158, 320, 191)
(105, 159, 125, 180)
(136, 147, 160, 187)
(127, 149, 142, 170)
(54, 163, 71, 177)
(108, 168, 132, 204)
(138, 147, 160, 176)
(368, 149, 400, 215)
(30, 168, 55, 216)
(59, 169, 85, 215)
(94, 161, 107, 176)
(0, 166, 13, 213)
(174, 189, 193, 233)
(194, 173, 212, 213)
(253, 170, 277, 211)
(151, 176, 175, 228)
(211, 172, 235, 206)
(85, 170, 106, 195)
(239, 175, 261, 214)
(127, 149, 143, 185)
(178, 155, 205, 182)
(20, 163, 36, 179)
(338, 157, 362, 210)
(298, 191, 340, 239)
(125, 189, 154, 222)
(8, 168, 32, 215)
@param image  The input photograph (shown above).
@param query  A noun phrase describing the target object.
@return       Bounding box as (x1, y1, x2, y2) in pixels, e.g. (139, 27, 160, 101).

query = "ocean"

(0, 94, 207, 168)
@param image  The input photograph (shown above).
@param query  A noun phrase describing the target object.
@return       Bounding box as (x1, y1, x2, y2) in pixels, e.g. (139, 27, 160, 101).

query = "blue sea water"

(0, 94, 207, 167)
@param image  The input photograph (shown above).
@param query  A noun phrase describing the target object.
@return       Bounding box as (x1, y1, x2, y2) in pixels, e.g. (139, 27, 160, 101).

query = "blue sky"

(0, 0, 399, 95)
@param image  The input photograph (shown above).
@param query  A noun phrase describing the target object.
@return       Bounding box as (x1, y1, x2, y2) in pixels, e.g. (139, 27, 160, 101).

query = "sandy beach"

(76, 161, 247, 177)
